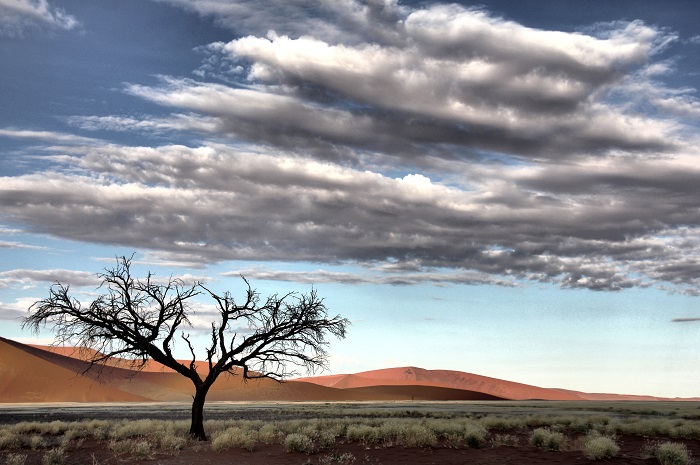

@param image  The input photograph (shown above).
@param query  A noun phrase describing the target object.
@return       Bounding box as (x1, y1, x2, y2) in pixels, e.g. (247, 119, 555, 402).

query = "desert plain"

(1, 336, 699, 464)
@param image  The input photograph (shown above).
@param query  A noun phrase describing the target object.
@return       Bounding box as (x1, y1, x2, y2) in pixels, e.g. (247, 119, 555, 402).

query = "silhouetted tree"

(23, 256, 348, 440)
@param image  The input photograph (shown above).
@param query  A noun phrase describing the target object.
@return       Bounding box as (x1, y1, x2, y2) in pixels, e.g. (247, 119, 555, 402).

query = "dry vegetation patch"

(1, 401, 699, 464)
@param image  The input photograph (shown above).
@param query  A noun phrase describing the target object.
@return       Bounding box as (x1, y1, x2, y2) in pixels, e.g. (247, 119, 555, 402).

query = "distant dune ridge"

(0, 337, 696, 402)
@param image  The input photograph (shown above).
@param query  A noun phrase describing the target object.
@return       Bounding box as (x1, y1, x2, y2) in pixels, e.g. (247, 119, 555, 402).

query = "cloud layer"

(2, 2, 700, 293)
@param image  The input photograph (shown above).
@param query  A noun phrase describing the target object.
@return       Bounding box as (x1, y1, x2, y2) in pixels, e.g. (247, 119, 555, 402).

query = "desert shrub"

(110, 419, 158, 440)
(159, 432, 187, 452)
(41, 448, 65, 465)
(424, 419, 464, 438)
(670, 422, 700, 439)
(4, 454, 27, 465)
(11, 423, 43, 435)
(393, 424, 437, 448)
(491, 433, 519, 448)
(284, 433, 315, 454)
(317, 420, 346, 442)
(211, 427, 258, 452)
(131, 440, 152, 459)
(44, 422, 69, 437)
(581, 434, 620, 460)
(480, 416, 524, 431)
(83, 420, 111, 440)
(463, 423, 489, 448)
(257, 423, 279, 444)
(529, 428, 567, 451)
(346, 425, 380, 445)
(0, 431, 21, 450)
(109, 439, 136, 455)
(653, 442, 692, 465)
(29, 436, 44, 450)
(319, 430, 339, 449)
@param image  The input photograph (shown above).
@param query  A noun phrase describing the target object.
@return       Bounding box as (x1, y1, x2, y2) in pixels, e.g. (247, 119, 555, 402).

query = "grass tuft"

(211, 427, 257, 452)
(581, 433, 620, 460)
(4, 454, 27, 465)
(652, 441, 692, 465)
(284, 433, 315, 454)
(529, 428, 567, 451)
(41, 448, 65, 465)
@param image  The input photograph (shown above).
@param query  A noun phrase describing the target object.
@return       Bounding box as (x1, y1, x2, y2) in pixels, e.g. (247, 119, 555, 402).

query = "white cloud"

(0, 128, 100, 145)
(0, 297, 36, 321)
(0, 0, 78, 36)
(127, 7, 680, 163)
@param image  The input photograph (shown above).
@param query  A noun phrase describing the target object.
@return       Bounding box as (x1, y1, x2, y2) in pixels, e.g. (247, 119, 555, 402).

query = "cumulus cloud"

(2, 141, 700, 291)
(121, 6, 682, 168)
(0, 0, 78, 36)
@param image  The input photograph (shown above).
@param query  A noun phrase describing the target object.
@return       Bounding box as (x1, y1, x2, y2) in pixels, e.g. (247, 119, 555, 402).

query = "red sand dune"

(295, 367, 583, 401)
(2, 337, 696, 403)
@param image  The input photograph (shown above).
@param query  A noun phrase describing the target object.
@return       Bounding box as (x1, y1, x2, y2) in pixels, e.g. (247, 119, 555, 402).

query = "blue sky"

(1, 0, 700, 397)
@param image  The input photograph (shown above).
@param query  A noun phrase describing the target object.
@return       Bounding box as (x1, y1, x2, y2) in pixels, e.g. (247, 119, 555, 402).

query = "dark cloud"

(0, 269, 98, 289)
(1, 141, 700, 292)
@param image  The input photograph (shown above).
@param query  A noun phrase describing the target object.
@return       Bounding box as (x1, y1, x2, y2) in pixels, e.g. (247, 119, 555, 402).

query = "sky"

(1, 0, 700, 398)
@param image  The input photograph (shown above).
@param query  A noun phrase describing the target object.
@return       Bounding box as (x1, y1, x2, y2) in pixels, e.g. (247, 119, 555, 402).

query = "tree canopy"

(23, 256, 349, 440)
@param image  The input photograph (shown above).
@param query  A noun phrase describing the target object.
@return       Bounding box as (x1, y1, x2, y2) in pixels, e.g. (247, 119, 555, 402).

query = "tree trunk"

(189, 384, 210, 441)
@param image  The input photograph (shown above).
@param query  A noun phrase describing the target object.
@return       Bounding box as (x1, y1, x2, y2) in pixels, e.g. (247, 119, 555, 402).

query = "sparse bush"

(211, 427, 257, 452)
(159, 433, 187, 452)
(653, 441, 692, 465)
(529, 428, 567, 451)
(29, 435, 44, 450)
(346, 425, 380, 445)
(480, 416, 524, 431)
(581, 434, 620, 460)
(109, 439, 136, 455)
(463, 423, 489, 448)
(491, 433, 519, 448)
(257, 423, 279, 444)
(0, 431, 21, 450)
(319, 430, 338, 449)
(131, 440, 151, 459)
(45, 422, 69, 436)
(4, 454, 27, 465)
(110, 419, 158, 440)
(284, 433, 315, 454)
(41, 448, 65, 465)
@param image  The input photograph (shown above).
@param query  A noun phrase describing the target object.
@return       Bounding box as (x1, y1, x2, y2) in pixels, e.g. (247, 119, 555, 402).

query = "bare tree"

(23, 256, 349, 440)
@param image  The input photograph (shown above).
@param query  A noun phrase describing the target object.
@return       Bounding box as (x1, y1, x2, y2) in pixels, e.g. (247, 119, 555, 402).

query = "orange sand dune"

(0, 338, 149, 402)
(30, 344, 211, 373)
(3, 338, 500, 402)
(342, 385, 505, 401)
(296, 366, 583, 401)
(5, 338, 694, 403)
